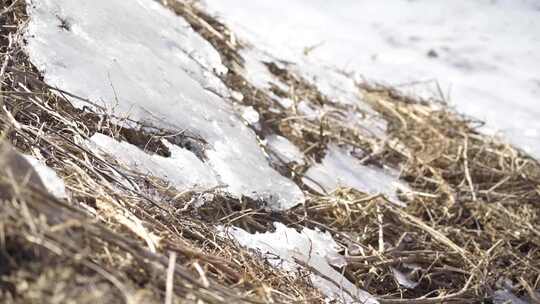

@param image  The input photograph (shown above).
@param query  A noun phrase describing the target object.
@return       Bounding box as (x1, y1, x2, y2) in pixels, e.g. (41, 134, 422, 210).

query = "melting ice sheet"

(24, 155, 67, 199)
(24, 0, 303, 209)
(303, 145, 408, 206)
(221, 222, 378, 304)
(203, 0, 540, 159)
(88, 133, 219, 191)
(264, 134, 304, 165)
(238, 46, 388, 139)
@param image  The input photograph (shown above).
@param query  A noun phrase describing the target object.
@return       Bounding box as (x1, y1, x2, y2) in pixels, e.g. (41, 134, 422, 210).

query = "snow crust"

(492, 290, 529, 304)
(303, 145, 408, 206)
(88, 133, 219, 191)
(203, 0, 540, 159)
(24, 0, 303, 209)
(237, 44, 387, 139)
(222, 222, 378, 304)
(264, 134, 304, 165)
(24, 155, 67, 199)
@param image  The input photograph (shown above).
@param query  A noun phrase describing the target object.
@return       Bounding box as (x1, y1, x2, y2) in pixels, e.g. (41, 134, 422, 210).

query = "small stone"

(427, 49, 439, 58)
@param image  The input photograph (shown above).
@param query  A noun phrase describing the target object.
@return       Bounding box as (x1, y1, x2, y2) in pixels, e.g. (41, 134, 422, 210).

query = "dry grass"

(1, 0, 539, 303)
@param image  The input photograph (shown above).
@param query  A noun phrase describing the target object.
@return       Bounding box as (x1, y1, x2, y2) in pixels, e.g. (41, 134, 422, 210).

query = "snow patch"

(25, 0, 303, 209)
(303, 145, 408, 206)
(240, 106, 260, 126)
(221, 222, 378, 304)
(265, 134, 304, 164)
(88, 133, 219, 191)
(234, 45, 387, 138)
(24, 155, 67, 199)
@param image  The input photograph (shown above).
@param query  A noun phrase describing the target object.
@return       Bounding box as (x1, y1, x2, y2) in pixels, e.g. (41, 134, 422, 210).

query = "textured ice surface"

(89, 133, 219, 191)
(240, 106, 260, 126)
(203, 0, 540, 159)
(24, 155, 67, 199)
(265, 134, 304, 164)
(222, 222, 378, 304)
(238, 48, 282, 92)
(24, 0, 303, 209)
(492, 290, 529, 304)
(303, 145, 408, 206)
(235, 45, 387, 138)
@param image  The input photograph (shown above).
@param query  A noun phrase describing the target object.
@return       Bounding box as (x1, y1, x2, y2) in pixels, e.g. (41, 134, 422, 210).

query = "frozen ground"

(20, 0, 538, 302)
(24, 0, 304, 209)
(23, 1, 408, 298)
(237, 40, 388, 139)
(88, 133, 220, 191)
(203, 0, 540, 159)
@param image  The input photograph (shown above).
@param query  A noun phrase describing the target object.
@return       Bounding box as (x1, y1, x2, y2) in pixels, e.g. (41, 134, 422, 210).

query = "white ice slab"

(237, 46, 387, 138)
(24, 155, 67, 199)
(88, 133, 219, 191)
(25, 0, 303, 209)
(222, 222, 378, 304)
(265, 134, 304, 164)
(303, 145, 408, 206)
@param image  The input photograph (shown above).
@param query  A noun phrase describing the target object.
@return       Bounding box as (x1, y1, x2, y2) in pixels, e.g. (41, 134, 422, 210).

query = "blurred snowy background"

(204, 0, 540, 158)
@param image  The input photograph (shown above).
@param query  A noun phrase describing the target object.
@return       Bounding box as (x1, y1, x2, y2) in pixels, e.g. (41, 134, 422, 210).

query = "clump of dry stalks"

(1, 0, 539, 303)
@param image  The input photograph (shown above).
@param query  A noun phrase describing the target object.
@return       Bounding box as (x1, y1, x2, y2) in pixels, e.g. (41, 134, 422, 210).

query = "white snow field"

(221, 223, 378, 304)
(24, 0, 304, 209)
(203, 0, 540, 159)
